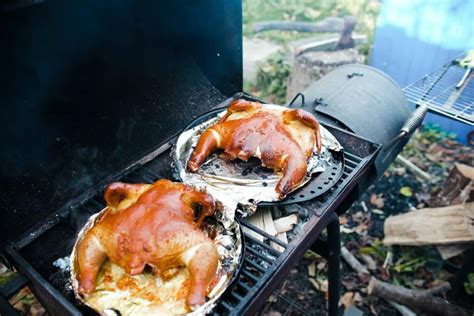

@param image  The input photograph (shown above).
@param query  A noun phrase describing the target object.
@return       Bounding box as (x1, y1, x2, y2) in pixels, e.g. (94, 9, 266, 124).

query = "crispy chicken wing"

(74, 179, 218, 308)
(187, 99, 322, 198)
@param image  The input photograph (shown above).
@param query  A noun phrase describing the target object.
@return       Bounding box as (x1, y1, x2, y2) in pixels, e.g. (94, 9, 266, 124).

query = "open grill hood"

(0, 0, 242, 245)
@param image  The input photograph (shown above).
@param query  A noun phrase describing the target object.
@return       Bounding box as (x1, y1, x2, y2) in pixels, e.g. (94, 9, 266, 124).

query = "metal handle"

(385, 103, 428, 149)
(400, 103, 428, 135)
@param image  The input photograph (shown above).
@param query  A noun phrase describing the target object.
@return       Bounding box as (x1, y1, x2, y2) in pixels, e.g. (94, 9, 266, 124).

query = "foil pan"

(173, 104, 343, 222)
(70, 203, 243, 316)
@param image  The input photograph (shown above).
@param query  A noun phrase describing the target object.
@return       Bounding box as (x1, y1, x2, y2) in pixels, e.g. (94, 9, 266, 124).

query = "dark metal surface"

(327, 213, 341, 316)
(1, 94, 380, 315)
(179, 104, 345, 205)
(290, 64, 411, 179)
(0, 0, 242, 246)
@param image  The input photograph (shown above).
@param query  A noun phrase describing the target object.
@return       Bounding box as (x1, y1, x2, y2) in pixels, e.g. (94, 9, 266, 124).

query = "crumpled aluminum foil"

(70, 205, 242, 316)
(173, 104, 343, 223)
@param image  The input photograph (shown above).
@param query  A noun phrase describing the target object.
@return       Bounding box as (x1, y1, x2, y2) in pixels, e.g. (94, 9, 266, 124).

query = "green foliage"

(0, 270, 18, 286)
(360, 239, 387, 262)
(254, 51, 292, 104)
(243, 0, 381, 102)
(465, 273, 474, 295)
(419, 124, 457, 142)
(243, 0, 381, 43)
(393, 257, 426, 273)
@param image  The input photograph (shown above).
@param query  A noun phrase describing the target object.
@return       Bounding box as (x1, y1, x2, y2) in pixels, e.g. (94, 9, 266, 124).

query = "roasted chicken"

(74, 179, 218, 308)
(187, 99, 322, 198)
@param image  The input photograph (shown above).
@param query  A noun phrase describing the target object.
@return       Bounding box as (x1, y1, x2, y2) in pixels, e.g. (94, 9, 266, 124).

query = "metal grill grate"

(403, 58, 474, 125)
(2, 95, 380, 316)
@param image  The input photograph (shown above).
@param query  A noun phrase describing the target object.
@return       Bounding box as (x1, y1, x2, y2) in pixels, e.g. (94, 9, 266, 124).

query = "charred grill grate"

(1, 95, 379, 316)
(403, 55, 474, 125)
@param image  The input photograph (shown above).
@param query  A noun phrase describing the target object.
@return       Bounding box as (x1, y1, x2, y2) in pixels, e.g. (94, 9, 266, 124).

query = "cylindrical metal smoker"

(292, 64, 426, 190)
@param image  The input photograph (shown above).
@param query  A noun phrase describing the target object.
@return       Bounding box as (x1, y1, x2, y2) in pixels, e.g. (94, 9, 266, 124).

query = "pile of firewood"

(383, 163, 474, 259)
(370, 163, 474, 315)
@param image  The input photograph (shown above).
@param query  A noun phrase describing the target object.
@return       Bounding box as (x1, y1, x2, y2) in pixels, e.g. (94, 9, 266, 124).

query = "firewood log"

(368, 278, 470, 316)
(383, 203, 474, 246)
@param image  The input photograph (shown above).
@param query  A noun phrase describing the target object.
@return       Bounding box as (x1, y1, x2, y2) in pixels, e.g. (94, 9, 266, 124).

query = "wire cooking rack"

(403, 56, 474, 126)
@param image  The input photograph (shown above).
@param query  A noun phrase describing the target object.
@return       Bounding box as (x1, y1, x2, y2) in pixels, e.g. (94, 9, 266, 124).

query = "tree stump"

(286, 49, 364, 101)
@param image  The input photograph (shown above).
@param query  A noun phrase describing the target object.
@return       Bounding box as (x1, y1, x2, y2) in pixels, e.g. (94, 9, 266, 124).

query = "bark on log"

(423, 282, 452, 296)
(430, 163, 474, 206)
(286, 49, 363, 101)
(368, 278, 470, 316)
(383, 203, 474, 246)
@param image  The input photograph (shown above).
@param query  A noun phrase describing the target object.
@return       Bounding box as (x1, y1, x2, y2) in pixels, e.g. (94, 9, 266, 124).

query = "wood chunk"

(262, 208, 277, 236)
(308, 262, 316, 277)
(430, 163, 474, 206)
(273, 214, 298, 233)
(243, 209, 265, 242)
(383, 203, 474, 246)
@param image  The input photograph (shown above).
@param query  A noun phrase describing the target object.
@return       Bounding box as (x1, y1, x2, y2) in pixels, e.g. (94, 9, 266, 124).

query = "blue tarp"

(370, 0, 474, 144)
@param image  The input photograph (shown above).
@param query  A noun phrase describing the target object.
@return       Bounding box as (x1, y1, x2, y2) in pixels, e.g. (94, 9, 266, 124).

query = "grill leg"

(327, 213, 340, 316)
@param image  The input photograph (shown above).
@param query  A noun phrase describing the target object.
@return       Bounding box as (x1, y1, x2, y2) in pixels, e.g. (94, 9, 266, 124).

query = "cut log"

(286, 49, 363, 101)
(273, 214, 298, 234)
(383, 203, 474, 246)
(423, 282, 452, 296)
(368, 278, 470, 316)
(430, 163, 474, 206)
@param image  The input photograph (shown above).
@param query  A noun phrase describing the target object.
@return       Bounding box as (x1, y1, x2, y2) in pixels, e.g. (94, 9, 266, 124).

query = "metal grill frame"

(1, 93, 380, 316)
(403, 57, 474, 125)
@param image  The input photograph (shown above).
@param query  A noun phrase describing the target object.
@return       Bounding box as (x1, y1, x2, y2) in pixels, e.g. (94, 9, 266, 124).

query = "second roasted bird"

(187, 99, 322, 198)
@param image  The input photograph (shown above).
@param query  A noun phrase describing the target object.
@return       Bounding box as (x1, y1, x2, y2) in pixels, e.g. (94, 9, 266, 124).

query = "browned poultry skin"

(75, 179, 218, 308)
(187, 99, 322, 198)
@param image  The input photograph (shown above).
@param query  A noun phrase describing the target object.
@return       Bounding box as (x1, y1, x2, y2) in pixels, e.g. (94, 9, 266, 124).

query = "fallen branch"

(387, 300, 417, 316)
(423, 282, 452, 296)
(341, 247, 416, 315)
(253, 16, 346, 33)
(395, 155, 432, 182)
(341, 246, 369, 274)
(368, 278, 470, 316)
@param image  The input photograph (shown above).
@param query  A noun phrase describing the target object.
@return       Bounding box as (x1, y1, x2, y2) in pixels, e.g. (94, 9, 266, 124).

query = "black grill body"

(1, 1, 414, 315)
(0, 0, 242, 245)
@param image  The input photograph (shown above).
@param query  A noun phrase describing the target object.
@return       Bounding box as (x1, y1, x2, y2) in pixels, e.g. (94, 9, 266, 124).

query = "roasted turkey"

(187, 99, 322, 198)
(74, 179, 218, 308)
